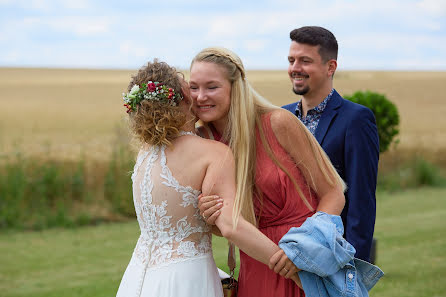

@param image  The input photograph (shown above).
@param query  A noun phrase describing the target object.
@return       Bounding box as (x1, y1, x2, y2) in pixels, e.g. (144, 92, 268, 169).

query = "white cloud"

(3, 51, 20, 63)
(417, 0, 446, 17)
(119, 41, 149, 58)
(206, 14, 257, 38)
(73, 20, 110, 36)
(29, 0, 51, 11)
(0, 0, 91, 11)
(341, 32, 446, 52)
(243, 39, 269, 51)
(60, 0, 90, 10)
(22, 16, 112, 36)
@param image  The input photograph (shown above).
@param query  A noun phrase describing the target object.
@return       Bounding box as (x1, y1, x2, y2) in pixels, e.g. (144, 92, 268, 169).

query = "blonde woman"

(190, 47, 346, 297)
(115, 60, 299, 297)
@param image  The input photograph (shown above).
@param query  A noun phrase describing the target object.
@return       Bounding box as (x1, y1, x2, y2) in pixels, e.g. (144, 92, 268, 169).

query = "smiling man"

(282, 26, 379, 263)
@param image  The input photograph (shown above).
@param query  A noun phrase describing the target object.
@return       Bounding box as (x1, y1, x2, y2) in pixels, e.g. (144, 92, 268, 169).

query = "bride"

(115, 60, 299, 297)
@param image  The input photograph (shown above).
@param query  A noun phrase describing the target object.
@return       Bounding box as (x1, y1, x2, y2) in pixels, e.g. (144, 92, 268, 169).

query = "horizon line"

(1, 65, 445, 72)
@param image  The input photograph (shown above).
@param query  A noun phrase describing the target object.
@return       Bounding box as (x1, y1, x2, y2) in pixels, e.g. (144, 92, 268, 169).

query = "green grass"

(371, 187, 446, 297)
(0, 187, 445, 297)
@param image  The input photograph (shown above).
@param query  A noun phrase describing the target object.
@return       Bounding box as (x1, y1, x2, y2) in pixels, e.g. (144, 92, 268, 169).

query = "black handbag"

(221, 243, 238, 297)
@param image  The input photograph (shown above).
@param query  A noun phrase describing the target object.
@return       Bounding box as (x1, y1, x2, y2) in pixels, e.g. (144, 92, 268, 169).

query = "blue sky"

(1, 0, 445, 70)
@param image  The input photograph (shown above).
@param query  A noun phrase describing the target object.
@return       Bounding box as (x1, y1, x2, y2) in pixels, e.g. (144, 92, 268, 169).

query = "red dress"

(206, 112, 319, 297)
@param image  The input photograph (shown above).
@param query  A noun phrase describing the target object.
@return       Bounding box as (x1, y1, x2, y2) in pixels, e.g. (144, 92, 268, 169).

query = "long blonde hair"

(191, 47, 345, 227)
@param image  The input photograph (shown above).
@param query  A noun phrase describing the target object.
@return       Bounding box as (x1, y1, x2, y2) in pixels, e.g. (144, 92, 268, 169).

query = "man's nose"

(290, 60, 302, 73)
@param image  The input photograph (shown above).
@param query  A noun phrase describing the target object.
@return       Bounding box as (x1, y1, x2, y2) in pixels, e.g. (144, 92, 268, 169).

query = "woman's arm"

(270, 109, 345, 215)
(201, 142, 283, 265)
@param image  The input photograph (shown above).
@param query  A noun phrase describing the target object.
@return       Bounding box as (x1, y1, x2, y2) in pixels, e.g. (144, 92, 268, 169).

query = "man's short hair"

(290, 26, 338, 62)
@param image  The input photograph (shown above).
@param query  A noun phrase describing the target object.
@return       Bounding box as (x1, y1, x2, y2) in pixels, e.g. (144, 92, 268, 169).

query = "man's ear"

(327, 59, 337, 77)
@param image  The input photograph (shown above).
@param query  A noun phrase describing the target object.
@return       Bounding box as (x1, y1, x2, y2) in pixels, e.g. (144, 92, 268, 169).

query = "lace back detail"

(131, 142, 211, 268)
(179, 130, 196, 137)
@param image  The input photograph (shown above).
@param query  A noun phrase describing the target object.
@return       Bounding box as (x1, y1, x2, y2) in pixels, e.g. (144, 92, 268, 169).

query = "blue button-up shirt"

(295, 89, 334, 135)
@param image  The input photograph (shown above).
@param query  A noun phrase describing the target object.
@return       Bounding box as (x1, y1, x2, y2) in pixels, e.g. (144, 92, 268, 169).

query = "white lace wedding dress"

(116, 134, 223, 297)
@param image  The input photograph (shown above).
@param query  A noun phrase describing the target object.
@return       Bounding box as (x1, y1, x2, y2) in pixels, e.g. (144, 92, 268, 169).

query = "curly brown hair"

(127, 60, 186, 147)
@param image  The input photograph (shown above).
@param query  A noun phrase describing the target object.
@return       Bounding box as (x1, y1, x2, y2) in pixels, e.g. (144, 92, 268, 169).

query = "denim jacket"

(278, 212, 384, 297)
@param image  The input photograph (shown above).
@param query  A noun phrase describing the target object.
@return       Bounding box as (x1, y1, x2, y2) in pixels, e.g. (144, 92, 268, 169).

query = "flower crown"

(122, 81, 183, 113)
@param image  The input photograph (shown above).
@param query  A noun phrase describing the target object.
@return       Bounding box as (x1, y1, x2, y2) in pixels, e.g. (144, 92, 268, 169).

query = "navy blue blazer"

(282, 89, 379, 262)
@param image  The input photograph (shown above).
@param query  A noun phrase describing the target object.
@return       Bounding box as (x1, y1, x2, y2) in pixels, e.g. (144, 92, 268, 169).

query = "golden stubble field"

(1, 67, 445, 165)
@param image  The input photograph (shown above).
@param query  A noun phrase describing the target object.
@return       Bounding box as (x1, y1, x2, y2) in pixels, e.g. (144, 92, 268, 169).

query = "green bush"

(377, 157, 446, 191)
(344, 90, 399, 153)
(413, 157, 446, 187)
(104, 145, 135, 218)
(0, 154, 90, 229)
(0, 151, 137, 230)
(103, 124, 136, 218)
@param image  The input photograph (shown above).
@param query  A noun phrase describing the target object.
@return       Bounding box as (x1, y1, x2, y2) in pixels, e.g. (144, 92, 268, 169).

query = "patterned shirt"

(295, 89, 334, 135)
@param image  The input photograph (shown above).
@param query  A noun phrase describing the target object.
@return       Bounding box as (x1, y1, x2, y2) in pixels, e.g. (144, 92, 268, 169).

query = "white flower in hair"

(130, 84, 140, 94)
(127, 85, 140, 99)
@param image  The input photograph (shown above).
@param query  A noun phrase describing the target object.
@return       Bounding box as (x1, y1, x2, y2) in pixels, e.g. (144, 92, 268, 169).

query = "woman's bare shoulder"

(183, 135, 232, 159)
(268, 108, 301, 137)
(204, 138, 232, 157)
(182, 137, 235, 178)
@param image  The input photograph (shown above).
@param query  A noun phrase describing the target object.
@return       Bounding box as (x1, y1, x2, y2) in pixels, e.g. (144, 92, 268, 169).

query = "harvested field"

(1, 68, 445, 165)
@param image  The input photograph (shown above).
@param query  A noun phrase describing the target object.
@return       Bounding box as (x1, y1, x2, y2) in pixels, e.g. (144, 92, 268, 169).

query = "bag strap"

(228, 242, 236, 276)
(196, 125, 215, 140)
